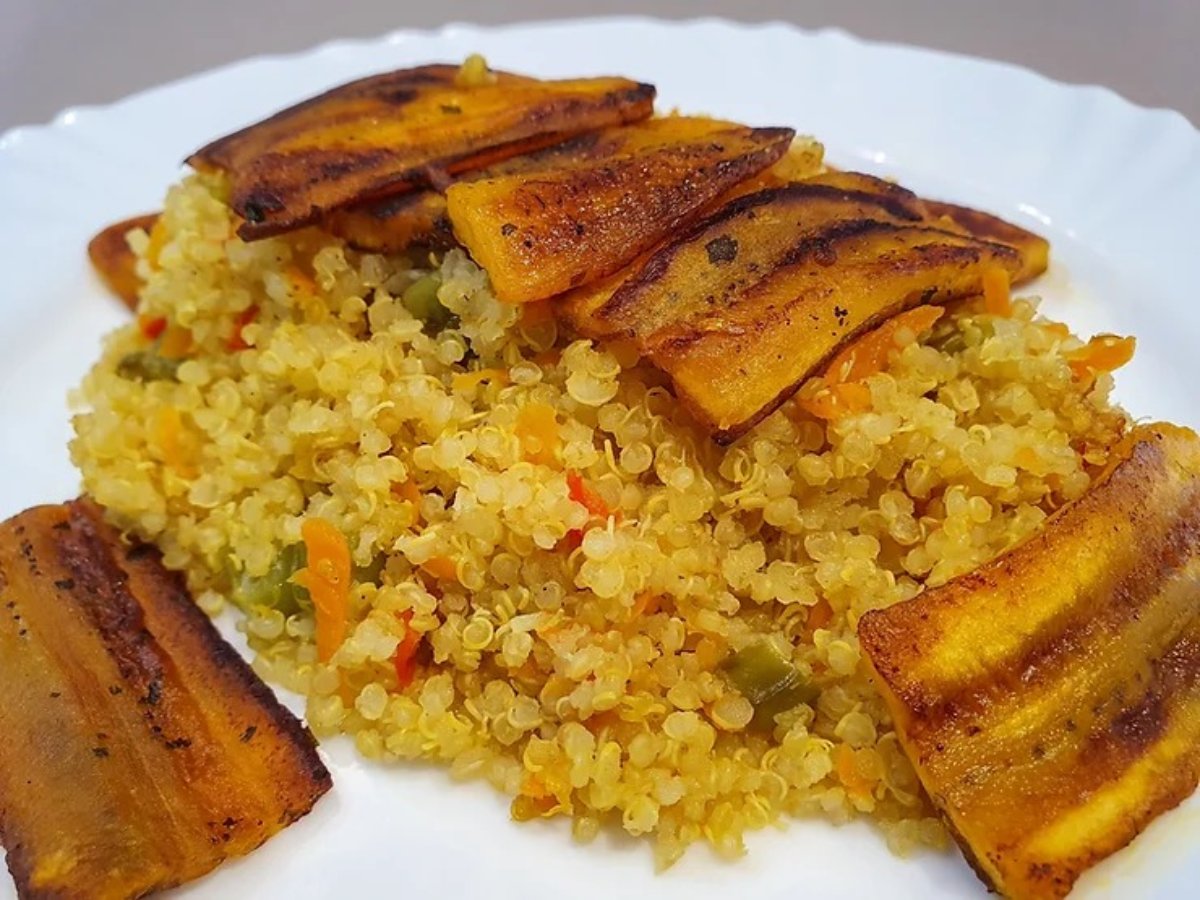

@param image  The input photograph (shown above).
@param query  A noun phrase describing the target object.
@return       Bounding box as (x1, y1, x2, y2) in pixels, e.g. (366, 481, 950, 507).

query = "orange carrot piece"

(982, 266, 1012, 317)
(138, 314, 167, 341)
(630, 591, 660, 620)
(798, 382, 873, 421)
(392, 478, 422, 507)
(834, 743, 875, 800)
(515, 402, 560, 466)
(227, 305, 259, 351)
(154, 406, 195, 477)
(158, 325, 193, 360)
(1066, 334, 1136, 379)
(421, 555, 459, 583)
(392, 610, 422, 689)
(452, 367, 510, 392)
(802, 598, 835, 639)
(296, 518, 352, 662)
(566, 470, 611, 519)
(824, 306, 945, 385)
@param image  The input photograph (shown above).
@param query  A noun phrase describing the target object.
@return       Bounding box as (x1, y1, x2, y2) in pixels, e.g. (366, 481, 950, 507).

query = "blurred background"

(3, 0, 1196, 130)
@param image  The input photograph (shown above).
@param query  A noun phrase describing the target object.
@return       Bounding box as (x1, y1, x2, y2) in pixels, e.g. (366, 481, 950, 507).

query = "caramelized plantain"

(586, 175, 1020, 440)
(859, 424, 1200, 900)
(445, 116, 794, 302)
(923, 199, 1049, 283)
(188, 64, 654, 240)
(86, 213, 158, 310)
(556, 138, 825, 335)
(0, 499, 331, 900)
(325, 190, 456, 254)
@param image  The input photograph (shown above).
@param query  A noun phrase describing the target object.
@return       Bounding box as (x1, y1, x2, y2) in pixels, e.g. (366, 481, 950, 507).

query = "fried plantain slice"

(0, 499, 331, 900)
(582, 175, 1020, 440)
(325, 190, 456, 254)
(188, 64, 654, 240)
(923, 199, 1049, 283)
(445, 116, 795, 302)
(555, 138, 825, 335)
(859, 424, 1200, 900)
(86, 213, 158, 310)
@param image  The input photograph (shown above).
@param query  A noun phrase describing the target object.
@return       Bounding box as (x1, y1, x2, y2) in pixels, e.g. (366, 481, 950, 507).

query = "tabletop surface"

(3, 0, 1197, 133)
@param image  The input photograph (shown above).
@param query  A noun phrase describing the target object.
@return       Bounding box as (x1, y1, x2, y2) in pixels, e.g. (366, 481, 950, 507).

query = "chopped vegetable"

(138, 314, 167, 340)
(227, 305, 259, 351)
(1066, 333, 1136, 379)
(515, 402, 560, 466)
(566, 470, 611, 519)
(825, 305, 945, 385)
(295, 518, 352, 662)
(834, 744, 876, 801)
(402, 273, 454, 329)
(798, 307, 944, 421)
(452, 367, 509, 392)
(230, 543, 309, 615)
(158, 325, 193, 360)
(420, 555, 459, 583)
(116, 350, 180, 383)
(154, 406, 194, 477)
(981, 266, 1013, 316)
(392, 611, 422, 689)
(723, 639, 817, 729)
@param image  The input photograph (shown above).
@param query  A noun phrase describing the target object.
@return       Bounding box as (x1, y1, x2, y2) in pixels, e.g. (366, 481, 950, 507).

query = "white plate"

(1, 17, 1198, 900)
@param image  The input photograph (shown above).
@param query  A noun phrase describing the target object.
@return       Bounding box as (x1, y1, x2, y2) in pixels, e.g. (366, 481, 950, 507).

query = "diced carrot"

(295, 518, 352, 663)
(227, 305, 259, 351)
(982, 267, 1013, 317)
(287, 265, 319, 296)
(515, 402, 560, 466)
(452, 367, 510, 392)
(1066, 334, 1136, 379)
(153, 406, 195, 477)
(158, 325, 193, 360)
(630, 591, 660, 620)
(824, 306, 945, 385)
(834, 743, 875, 800)
(421, 555, 459, 583)
(801, 598, 834, 639)
(392, 478, 421, 507)
(566, 470, 611, 519)
(798, 382, 873, 421)
(138, 314, 167, 341)
(392, 610, 422, 690)
(145, 217, 169, 269)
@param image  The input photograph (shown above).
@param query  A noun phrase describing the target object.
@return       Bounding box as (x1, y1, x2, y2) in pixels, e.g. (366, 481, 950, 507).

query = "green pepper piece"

(401, 273, 454, 330)
(723, 639, 818, 730)
(229, 543, 310, 616)
(116, 350, 180, 382)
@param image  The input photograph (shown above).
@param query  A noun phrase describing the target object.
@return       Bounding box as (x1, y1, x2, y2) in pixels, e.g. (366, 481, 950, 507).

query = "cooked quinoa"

(70, 172, 1128, 866)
